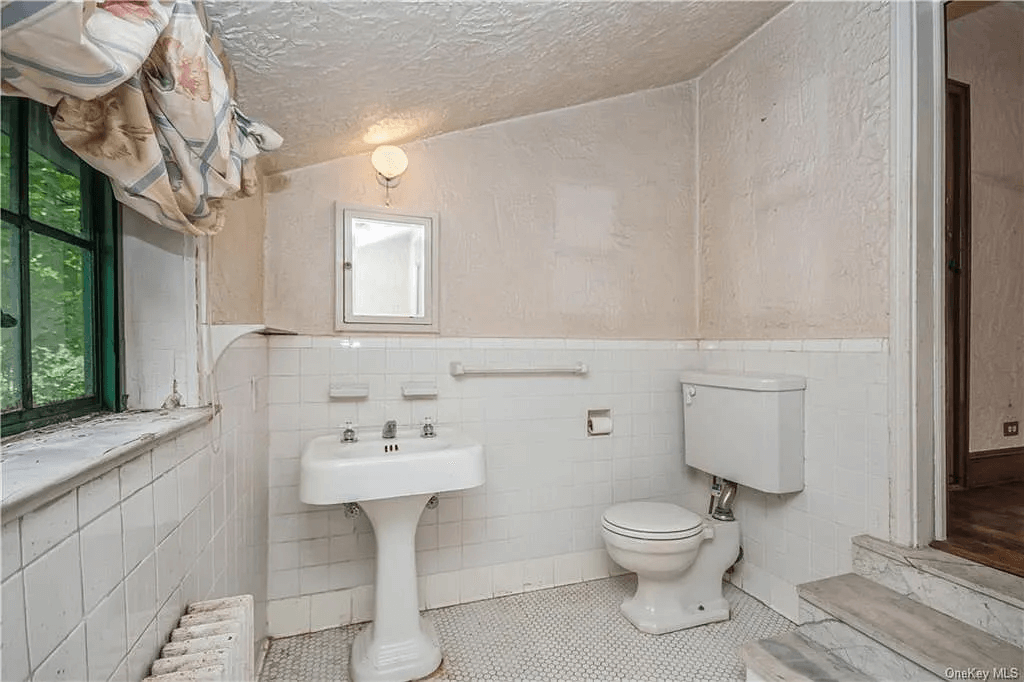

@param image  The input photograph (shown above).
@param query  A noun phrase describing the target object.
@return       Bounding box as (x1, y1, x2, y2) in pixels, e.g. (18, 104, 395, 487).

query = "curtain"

(1, 0, 282, 236)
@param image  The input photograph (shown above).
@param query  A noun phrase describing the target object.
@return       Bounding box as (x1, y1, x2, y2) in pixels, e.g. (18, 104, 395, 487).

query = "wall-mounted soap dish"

(329, 383, 369, 400)
(401, 382, 438, 399)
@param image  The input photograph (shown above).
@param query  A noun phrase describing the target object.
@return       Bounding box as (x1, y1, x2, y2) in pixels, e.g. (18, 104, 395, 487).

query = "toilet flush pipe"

(712, 479, 738, 522)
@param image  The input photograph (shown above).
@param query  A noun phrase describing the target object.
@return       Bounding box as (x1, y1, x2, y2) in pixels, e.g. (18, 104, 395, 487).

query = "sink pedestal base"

(349, 494, 441, 682)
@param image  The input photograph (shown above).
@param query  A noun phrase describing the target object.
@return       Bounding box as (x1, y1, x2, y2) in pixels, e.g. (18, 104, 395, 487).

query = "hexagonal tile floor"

(259, 575, 795, 681)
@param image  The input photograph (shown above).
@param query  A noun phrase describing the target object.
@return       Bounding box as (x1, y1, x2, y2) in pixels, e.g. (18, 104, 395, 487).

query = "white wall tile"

(267, 597, 311, 637)
(124, 554, 157, 647)
(121, 487, 155, 574)
(310, 590, 351, 631)
(85, 583, 127, 682)
(126, 617, 159, 682)
(2, 572, 29, 682)
(459, 567, 493, 603)
(119, 452, 152, 500)
(32, 622, 87, 681)
(20, 491, 77, 566)
(491, 561, 524, 597)
(152, 470, 180, 543)
(24, 534, 83, 669)
(77, 469, 120, 526)
(79, 506, 124, 613)
(426, 572, 460, 609)
(2, 521, 21, 581)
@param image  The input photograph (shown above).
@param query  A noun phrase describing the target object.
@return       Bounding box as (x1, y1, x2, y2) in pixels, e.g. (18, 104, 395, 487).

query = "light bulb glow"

(371, 145, 409, 179)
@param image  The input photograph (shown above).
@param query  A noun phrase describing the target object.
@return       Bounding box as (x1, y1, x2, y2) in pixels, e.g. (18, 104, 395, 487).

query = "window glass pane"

(29, 233, 93, 405)
(1, 98, 15, 213)
(1, 222, 21, 411)
(28, 104, 84, 236)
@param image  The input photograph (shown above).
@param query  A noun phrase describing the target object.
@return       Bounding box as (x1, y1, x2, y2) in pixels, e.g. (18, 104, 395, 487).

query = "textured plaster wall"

(208, 182, 266, 325)
(697, 2, 891, 339)
(264, 82, 698, 339)
(947, 4, 1024, 453)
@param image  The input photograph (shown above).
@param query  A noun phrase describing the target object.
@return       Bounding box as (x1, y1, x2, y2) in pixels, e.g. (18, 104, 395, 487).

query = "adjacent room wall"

(697, 1, 891, 339)
(264, 81, 698, 340)
(947, 3, 1024, 454)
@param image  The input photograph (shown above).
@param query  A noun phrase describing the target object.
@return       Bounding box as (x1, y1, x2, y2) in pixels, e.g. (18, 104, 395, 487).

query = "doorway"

(931, 0, 1024, 578)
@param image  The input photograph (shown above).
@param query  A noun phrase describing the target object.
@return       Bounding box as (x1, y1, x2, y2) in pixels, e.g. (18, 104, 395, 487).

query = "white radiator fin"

(145, 595, 254, 682)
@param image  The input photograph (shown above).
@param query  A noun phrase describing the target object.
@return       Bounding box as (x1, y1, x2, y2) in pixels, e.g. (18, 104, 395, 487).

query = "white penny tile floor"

(259, 575, 795, 682)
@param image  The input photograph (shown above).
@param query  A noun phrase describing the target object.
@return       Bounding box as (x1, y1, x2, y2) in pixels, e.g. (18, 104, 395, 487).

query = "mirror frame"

(335, 204, 439, 333)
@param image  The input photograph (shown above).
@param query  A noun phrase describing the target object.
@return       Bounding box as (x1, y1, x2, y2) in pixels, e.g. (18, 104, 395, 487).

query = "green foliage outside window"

(1, 97, 119, 434)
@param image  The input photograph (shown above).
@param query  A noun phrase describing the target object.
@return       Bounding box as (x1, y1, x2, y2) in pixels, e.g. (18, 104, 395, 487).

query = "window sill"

(1, 406, 214, 520)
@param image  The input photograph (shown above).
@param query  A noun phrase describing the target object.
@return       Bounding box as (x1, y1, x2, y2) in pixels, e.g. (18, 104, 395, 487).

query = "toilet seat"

(602, 502, 704, 541)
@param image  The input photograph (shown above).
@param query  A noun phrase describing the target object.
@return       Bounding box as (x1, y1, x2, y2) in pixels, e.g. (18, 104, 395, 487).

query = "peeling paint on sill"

(1, 406, 215, 520)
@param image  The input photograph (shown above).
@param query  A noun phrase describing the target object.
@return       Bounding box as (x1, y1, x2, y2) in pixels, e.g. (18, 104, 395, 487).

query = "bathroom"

(2, 2, 1022, 681)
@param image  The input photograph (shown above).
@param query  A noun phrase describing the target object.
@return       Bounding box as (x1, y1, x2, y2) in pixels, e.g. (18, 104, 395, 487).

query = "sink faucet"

(421, 417, 436, 438)
(382, 419, 397, 439)
(341, 420, 358, 443)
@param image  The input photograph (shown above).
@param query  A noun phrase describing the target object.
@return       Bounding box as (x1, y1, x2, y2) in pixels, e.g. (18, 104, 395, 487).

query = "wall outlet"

(1004, 421, 1019, 437)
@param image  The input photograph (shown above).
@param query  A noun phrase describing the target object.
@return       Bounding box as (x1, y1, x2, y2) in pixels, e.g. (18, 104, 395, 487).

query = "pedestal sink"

(300, 427, 485, 682)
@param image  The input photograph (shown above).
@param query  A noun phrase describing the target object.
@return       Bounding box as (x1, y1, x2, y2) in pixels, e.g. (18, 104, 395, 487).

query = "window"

(336, 206, 438, 332)
(1, 97, 121, 435)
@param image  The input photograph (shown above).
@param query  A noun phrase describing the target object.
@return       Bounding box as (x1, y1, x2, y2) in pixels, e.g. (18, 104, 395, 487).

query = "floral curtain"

(1, 0, 281, 236)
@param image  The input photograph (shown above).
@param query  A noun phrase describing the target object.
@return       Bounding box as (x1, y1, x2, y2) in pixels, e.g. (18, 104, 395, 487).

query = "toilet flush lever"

(685, 385, 697, 406)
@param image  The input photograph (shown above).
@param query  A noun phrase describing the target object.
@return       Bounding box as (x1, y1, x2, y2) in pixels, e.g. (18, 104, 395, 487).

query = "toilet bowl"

(601, 501, 740, 634)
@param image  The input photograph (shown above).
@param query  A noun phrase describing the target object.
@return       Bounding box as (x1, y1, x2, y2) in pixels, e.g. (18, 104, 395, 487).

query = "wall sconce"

(371, 145, 408, 206)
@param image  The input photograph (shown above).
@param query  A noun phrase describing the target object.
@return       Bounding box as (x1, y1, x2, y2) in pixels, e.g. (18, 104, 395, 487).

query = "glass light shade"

(371, 145, 409, 179)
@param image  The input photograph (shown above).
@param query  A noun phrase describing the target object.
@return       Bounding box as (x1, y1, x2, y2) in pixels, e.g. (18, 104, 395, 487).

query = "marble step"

(798, 573, 1023, 679)
(740, 629, 873, 682)
(852, 534, 1024, 647)
(795, 617, 941, 681)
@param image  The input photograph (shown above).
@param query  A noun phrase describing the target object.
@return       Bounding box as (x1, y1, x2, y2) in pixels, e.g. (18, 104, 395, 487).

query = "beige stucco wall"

(697, 2, 891, 339)
(263, 81, 698, 338)
(208, 180, 266, 324)
(947, 3, 1024, 453)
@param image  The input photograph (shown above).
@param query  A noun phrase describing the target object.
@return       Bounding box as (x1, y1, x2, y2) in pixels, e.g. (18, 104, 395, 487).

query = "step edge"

(798, 574, 1023, 678)
(853, 535, 1024, 609)
(740, 631, 873, 682)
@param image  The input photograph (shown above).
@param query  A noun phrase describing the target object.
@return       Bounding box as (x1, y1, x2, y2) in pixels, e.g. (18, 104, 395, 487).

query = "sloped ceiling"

(207, 1, 788, 173)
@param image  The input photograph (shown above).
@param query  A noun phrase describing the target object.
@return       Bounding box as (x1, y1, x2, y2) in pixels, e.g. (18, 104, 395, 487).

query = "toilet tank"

(680, 370, 805, 494)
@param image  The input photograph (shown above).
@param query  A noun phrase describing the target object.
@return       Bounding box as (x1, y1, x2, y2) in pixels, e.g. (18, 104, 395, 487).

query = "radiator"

(144, 595, 254, 682)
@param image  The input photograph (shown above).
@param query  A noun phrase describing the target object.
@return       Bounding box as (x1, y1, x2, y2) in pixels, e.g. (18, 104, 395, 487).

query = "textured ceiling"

(207, 1, 788, 173)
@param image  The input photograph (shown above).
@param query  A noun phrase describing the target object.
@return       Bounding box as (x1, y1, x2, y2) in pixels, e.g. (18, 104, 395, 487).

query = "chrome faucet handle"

(382, 419, 398, 439)
(341, 420, 358, 443)
(421, 417, 436, 438)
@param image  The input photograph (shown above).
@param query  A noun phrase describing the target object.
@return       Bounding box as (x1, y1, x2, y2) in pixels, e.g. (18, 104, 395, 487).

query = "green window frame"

(1, 97, 122, 436)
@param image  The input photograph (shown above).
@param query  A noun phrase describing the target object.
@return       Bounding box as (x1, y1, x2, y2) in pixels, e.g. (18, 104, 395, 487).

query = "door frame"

(889, 0, 947, 547)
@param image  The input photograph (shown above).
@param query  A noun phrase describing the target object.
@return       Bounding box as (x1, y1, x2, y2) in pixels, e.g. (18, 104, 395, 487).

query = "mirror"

(336, 207, 437, 331)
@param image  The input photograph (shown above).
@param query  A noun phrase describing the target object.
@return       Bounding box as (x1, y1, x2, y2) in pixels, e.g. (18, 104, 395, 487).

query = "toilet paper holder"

(587, 409, 613, 436)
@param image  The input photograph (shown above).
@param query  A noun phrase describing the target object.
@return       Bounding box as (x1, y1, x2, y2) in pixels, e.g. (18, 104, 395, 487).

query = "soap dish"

(329, 383, 369, 400)
(401, 382, 438, 398)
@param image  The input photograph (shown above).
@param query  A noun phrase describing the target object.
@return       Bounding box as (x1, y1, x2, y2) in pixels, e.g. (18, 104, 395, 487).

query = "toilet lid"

(602, 502, 704, 541)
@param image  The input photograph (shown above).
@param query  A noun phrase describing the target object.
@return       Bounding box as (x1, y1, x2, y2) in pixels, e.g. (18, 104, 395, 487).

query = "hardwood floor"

(932, 481, 1024, 578)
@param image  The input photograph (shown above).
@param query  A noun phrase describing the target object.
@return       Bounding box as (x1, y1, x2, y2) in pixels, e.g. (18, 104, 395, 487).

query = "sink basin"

(300, 427, 484, 505)
(298, 427, 485, 682)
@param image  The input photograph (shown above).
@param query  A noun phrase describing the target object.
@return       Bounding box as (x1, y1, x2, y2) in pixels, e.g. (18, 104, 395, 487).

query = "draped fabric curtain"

(1, 0, 281, 236)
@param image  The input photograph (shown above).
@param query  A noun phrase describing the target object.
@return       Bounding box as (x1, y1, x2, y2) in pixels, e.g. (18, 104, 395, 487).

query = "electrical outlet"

(1005, 421, 1019, 437)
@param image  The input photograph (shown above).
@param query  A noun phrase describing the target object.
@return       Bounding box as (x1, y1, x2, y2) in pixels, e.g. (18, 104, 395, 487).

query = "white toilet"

(602, 370, 805, 635)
